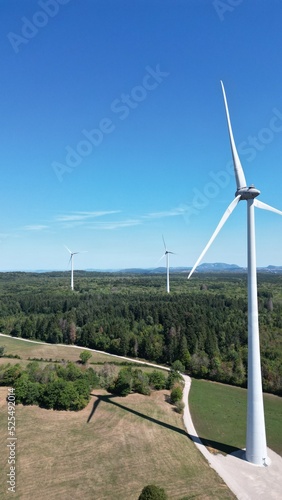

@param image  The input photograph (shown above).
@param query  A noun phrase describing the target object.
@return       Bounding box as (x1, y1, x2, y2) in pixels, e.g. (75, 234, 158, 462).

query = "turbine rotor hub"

(236, 185, 260, 200)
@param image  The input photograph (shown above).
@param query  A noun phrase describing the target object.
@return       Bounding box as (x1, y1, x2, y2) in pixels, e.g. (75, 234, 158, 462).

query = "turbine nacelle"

(236, 185, 261, 200)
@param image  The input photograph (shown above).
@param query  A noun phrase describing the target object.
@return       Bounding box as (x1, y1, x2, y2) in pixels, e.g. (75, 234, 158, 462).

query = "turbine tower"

(188, 81, 282, 466)
(65, 246, 79, 291)
(160, 235, 175, 293)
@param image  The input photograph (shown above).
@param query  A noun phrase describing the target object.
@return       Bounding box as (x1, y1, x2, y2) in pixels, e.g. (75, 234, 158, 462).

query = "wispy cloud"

(0, 233, 11, 239)
(86, 219, 142, 230)
(143, 206, 188, 219)
(21, 225, 48, 231)
(17, 205, 188, 237)
(55, 210, 121, 222)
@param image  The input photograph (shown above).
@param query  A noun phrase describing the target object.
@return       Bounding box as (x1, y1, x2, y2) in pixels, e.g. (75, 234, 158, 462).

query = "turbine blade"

(156, 254, 166, 265)
(188, 195, 241, 279)
(221, 81, 247, 190)
(254, 199, 282, 216)
(162, 234, 167, 251)
(65, 245, 72, 254)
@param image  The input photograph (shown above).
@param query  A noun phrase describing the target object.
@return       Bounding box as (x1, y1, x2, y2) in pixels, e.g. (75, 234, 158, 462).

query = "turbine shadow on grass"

(188, 434, 243, 457)
(87, 393, 186, 437)
(87, 393, 243, 458)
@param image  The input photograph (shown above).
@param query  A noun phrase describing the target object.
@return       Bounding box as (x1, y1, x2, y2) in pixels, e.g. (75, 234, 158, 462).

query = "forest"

(0, 271, 281, 395)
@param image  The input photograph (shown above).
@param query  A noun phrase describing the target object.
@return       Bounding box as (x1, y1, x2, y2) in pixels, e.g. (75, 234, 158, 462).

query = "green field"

(189, 378, 282, 456)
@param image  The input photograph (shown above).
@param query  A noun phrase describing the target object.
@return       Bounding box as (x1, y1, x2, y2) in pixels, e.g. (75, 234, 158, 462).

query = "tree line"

(0, 272, 281, 395)
(0, 358, 175, 411)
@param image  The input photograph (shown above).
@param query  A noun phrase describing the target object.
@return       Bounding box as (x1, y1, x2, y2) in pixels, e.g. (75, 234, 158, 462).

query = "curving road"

(1, 333, 282, 499)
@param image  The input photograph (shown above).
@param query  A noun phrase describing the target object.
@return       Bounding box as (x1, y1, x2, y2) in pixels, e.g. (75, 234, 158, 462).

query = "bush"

(149, 370, 166, 390)
(2, 353, 21, 359)
(14, 375, 42, 405)
(99, 363, 118, 388)
(1, 364, 23, 385)
(138, 484, 168, 500)
(85, 367, 100, 388)
(40, 379, 85, 411)
(110, 367, 151, 397)
(132, 369, 151, 395)
(166, 370, 182, 389)
(110, 367, 133, 396)
(170, 385, 183, 404)
(171, 360, 185, 372)
(79, 351, 92, 365)
(174, 400, 185, 414)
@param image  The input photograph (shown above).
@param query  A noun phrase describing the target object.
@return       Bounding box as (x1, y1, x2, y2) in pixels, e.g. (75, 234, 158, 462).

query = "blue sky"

(1, 0, 282, 271)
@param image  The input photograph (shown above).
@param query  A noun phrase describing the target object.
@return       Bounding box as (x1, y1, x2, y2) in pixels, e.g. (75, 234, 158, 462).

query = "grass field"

(0, 387, 234, 500)
(0, 335, 170, 375)
(1, 335, 281, 498)
(0, 335, 236, 499)
(0, 334, 133, 364)
(189, 379, 282, 456)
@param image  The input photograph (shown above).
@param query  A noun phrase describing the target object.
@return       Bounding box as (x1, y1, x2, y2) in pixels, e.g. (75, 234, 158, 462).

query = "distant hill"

(87, 263, 282, 274)
(2, 263, 282, 274)
(264, 265, 282, 272)
(196, 262, 243, 272)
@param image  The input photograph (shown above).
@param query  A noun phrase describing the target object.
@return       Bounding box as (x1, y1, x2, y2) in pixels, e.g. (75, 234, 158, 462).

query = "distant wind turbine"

(65, 246, 87, 291)
(159, 235, 175, 293)
(188, 81, 282, 466)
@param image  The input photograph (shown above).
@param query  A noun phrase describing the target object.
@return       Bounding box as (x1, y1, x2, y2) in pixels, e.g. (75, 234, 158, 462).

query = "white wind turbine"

(65, 246, 87, 291)
(188, 81, 282, 466)
(159, 235, 175, 293)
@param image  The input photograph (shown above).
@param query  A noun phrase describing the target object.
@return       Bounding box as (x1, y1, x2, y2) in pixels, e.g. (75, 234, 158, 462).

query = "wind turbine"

(160, 235, 175, 293)
(188, 81, 282, 466)
(65, 246, 86, 291)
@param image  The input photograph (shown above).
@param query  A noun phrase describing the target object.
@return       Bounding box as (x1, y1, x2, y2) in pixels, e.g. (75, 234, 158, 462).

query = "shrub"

(85, 367, 100, 388)
(148, 370, 166, 390)
(166, 370, 182, 389)
(1, 364, 23, 385)
(171, 360, 184, 372)
(99, 363, 118, 388)
(110, 367, 152, 397)
(110, 367, 133, 396)
(79, 351, 92, 365)
(132, 369, 151, 395)
(14, 376, 42, 405)
(175, 400, 185, 414)
(138, 484, 168, 500)
(170, 385, 183, 404)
